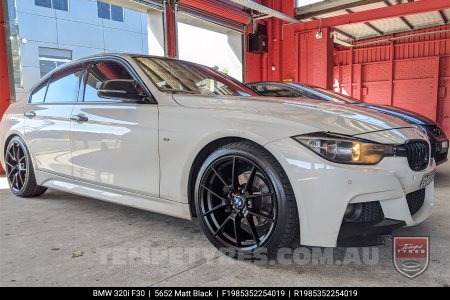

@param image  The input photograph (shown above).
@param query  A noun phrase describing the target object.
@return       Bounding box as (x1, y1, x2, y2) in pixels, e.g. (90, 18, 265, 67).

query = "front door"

(70, 60, 159, 197)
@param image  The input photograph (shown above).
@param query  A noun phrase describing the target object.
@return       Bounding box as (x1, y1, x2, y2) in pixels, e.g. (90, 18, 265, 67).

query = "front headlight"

(293, 133, 394, 164)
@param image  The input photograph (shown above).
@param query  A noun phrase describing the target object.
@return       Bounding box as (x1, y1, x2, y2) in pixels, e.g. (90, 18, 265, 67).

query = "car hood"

(172, 95, 416, 137)
(353, 103, 435, 126)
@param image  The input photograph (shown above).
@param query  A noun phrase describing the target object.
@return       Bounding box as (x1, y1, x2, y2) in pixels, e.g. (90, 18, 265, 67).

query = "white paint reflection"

(287, 159, 333, 170)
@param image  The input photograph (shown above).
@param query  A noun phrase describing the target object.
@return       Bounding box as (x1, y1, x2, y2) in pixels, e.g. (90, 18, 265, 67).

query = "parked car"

(247, 81, 448, 166)
(0, 55, 436, 257)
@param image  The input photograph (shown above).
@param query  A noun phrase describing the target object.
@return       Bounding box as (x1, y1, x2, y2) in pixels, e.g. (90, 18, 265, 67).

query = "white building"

(12, 0, 149, 99)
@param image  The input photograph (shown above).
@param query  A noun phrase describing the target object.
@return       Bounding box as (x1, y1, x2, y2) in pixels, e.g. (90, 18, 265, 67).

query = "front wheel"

(4, 136, 47, 198)
(195, 142, 299, 258)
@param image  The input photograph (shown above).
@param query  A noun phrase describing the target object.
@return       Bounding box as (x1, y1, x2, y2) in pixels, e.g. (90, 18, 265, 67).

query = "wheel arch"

(188, 137, 253, 217)
(1, 133, 25, 171)
(187, 137, 278, 217)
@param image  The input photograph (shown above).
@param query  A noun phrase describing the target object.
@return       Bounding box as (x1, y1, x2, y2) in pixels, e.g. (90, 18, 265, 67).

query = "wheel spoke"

(201, 185, 227, 202)
(7, 148, 15, 162)
(15, 143, 21, 161)
(246, 215, 260, 245)
(17, 172, 24, 187)
(233, 214, 242, 247)
(231, 156, 237, 191)
(243, 166, 257, 194)
(15, 173, 21, 189)
(7, 169, 17, 181)
(247, 211, 275, 223)
(5, 160, 14, 169)
(11, 173, 17, 189)
(211, 166, 229, 189)
(202, 203, 227, 217)
(214, 216, 232, 236)
(246, 192, 273, 199)
(11, 144, 16, 161)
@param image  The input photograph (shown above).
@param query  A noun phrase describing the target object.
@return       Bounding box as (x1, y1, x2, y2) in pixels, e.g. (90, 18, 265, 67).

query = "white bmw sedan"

(0, 54, 435, 257)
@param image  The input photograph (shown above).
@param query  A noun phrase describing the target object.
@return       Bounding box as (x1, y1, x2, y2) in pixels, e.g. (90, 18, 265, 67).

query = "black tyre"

(195, 141, 299, 258)
(4, 136, 47, 198)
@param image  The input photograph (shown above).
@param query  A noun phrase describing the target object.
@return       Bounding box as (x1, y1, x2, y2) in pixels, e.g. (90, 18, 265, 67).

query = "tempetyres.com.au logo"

(96, 235, 430, 277)
(97, 246, 380, 266)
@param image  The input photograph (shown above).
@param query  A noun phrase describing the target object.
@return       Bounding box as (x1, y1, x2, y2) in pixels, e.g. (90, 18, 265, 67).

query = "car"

(0, 54, 436, 257)
(247, 81, 448, 166)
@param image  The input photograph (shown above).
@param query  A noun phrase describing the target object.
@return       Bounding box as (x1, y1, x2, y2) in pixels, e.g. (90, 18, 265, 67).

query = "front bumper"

(337, 219, 406, 247)
(264, 130, 435, 247)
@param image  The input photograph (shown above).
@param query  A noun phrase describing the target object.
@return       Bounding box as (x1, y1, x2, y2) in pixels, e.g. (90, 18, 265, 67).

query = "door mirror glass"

(97, 79, 146, 102)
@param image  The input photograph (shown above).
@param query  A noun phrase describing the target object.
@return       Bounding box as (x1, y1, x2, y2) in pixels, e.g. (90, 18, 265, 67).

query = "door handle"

(70, 114, 89, 122)
(24, 111, 36, 118)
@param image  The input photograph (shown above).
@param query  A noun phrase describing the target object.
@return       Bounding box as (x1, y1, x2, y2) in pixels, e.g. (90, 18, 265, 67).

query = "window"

(97, 1, 124, 22)
(39, 47, 72, 78)
(83, 62, 133, 102)
(35, 0, 51, 8)
(250, 84, 306, 98)
(30, 79, 49, 103)
(45, 65, 84, 103)
(133, 57, 257, 96)
(35, 0, 69, 11)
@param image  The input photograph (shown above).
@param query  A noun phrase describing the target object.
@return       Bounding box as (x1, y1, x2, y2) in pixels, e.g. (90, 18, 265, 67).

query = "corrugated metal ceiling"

(297, 0, 450, 43)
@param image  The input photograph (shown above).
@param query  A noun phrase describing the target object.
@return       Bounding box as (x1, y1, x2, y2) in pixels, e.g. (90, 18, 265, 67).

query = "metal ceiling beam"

(345, 8, 384, 37)
(364, 22, 384, 35)
(295, 0, 383, 20)
(399, 16, 414, 29)
(438, 10, 448, 24)
(227, 0, 298, 23)
(292, 0, 450, 31)
(383, 1, 414, 30)
(333, 28, 356, 40)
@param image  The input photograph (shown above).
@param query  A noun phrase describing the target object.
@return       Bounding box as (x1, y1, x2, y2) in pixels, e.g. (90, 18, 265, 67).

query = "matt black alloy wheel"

(195, 142, 299, 258)
(5, 140, 28, 193)
(199, 155, 277, 251)
(4, 136, 47, 198)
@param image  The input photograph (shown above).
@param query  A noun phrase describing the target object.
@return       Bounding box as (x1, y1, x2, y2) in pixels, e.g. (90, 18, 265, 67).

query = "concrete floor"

(0, 163, 449, 287)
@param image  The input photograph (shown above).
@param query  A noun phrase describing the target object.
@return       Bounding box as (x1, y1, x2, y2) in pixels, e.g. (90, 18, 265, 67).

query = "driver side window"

(83, 61, 133, 102)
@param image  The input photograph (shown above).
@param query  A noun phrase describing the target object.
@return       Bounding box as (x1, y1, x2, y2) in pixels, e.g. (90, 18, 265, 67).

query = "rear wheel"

(195, 142, 299, 258)
(4, 136, 47, 198)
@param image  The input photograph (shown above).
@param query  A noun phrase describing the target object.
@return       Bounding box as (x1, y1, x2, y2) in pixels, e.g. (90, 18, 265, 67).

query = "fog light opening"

(344, 204, 355, 217)
(344, 203, 362, 222)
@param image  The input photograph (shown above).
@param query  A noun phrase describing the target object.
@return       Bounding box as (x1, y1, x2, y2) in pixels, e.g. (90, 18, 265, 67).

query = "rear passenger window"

(84, 62, 133, 102)
(45, 65, 84, 103)
(30, 79, 49, 103)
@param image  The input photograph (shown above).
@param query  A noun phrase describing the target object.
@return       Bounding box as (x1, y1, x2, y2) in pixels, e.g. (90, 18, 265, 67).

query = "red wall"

(244, 0, 297, 83)
(333, 25, 450, 133)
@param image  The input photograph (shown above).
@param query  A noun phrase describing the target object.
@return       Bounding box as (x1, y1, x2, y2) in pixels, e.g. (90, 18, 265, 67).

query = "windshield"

(133, 56, 258, 96)
(287, 83, 362, 104)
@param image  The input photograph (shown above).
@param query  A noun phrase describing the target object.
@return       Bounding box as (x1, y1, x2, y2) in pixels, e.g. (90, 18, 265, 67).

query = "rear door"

(24, 63, 85, 176)
(70, 59, 159, 197)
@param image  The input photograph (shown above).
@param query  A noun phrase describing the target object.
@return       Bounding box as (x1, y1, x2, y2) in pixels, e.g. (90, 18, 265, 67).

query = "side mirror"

(97, 79, 148, 102)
